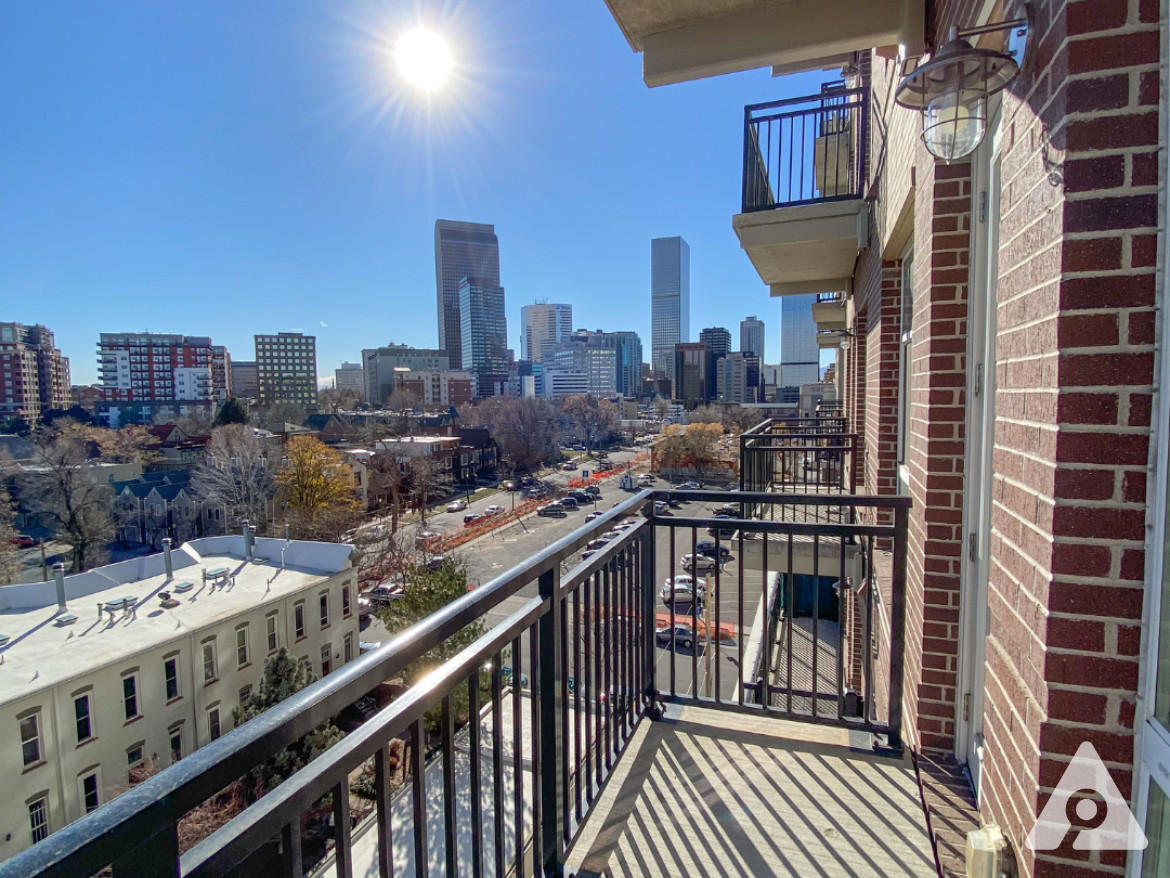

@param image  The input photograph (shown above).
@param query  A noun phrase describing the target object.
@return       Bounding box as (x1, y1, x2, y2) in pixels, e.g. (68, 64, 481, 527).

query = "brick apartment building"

(602, 0, 1170, 874)
(0, 323, 70, 421)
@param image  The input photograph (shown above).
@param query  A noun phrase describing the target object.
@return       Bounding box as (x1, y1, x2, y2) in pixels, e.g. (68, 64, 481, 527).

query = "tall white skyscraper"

(435, 220, 500, 369)
(740, 315, 765, 358)
(779, 295, 820, 387)
(520, 303, 572, 363)
(651, 236, 690, 386)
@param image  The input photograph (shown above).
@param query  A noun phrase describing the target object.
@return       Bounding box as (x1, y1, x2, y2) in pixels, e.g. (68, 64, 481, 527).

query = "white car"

(662, 573, 699, 592)
(446, 499, 468, 513)
(484, 505, 505, 515)
(681, 553, 718, 571)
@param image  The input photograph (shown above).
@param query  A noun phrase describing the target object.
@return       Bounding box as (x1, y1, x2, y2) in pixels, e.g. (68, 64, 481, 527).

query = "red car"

(9, 536, 34, 549)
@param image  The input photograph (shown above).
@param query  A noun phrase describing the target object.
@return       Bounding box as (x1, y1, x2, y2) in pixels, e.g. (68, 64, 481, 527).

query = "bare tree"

(0, 484, 20, 584)
(408, 455, 446, 526)
(317, 387, 362, 414)
(91, 424, 163, 469)
(190, 425, 277, 534)
(561, 395, 618, 455)
(462, 396, 560, 474)
(653, 397, 673, 421)
(19, 420, 115, 572)
(368, 450, 409, 532)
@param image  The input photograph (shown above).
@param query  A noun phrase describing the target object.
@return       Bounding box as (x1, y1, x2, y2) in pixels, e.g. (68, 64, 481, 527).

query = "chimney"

(53, 564, 67, 611)
(284, 523, 291, 542)
(162, 538, 173, 579)
(242, 520, 254, 560)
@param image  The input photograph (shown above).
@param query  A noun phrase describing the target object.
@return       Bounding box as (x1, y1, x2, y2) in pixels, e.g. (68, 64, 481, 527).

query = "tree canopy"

(214, 397, 250, 427)
(276, 436, 359, 539)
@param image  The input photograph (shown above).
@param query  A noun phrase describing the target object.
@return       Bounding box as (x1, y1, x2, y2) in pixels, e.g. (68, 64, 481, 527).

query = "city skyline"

(0, 2, 836, 387)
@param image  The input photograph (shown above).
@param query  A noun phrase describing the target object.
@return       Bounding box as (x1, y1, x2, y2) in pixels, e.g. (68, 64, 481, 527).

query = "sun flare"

(396, 27, 452, 91)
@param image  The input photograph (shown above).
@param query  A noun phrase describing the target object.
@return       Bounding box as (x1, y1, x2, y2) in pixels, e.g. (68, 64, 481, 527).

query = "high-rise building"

(557, 329, 643, 398)
(547, 343, 617, 398)
(334, 362, 365, 397)
(779, 295, 820, 388)
(673, 342, 712, 407)
(458, 277, 508, 398)
(716, 351, 761, 404)
(97, 333, 213, 403)
(699, 326, 732, 361)
(740, 316, 765, 359)
(229, 361, 259, 400)
(434, 220, 500, 369)
(361, 345, 450, 406)
(0, 323, 71, 420)
(254, 332, 317, 407)
(651, 236, 690, 387)
(210, 346, 232, 401)
(520, 303, 572, 363)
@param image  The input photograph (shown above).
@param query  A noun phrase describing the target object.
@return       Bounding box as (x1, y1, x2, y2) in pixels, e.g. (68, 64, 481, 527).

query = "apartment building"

(0, 323, 70, 421)
(333, 362, 364, 397)
(391, 369, 474, 408)
(228, 361, 259, 400)
(97, 334, 213, 404)
(597, 0, 1170, 872)
(254, 332, 317, 408)
(361, 345, 450, 406)
(210, 346, 232, 401)
(0, 535, 357, 861)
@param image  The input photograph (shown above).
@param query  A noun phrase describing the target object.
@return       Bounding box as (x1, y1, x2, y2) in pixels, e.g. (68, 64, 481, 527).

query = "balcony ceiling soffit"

(604, 0, 924, 86)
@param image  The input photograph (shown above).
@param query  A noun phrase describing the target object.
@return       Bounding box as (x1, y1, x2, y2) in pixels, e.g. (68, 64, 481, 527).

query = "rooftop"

(0, 536, 353, 708)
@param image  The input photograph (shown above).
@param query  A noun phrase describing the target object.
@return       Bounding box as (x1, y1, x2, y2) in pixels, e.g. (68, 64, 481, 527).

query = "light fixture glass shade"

(922, 88, 987, 161)
(839, 331, 853, 351)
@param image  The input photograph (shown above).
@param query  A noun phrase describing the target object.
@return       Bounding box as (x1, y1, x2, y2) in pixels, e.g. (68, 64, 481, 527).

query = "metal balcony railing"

(742, 84, 868, 213)
(0, 488, 908, 878)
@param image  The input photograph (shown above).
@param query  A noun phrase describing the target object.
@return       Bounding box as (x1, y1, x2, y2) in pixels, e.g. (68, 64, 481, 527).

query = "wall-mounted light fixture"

(895, 14, 1030, 162)
(838, 330, 854, 352)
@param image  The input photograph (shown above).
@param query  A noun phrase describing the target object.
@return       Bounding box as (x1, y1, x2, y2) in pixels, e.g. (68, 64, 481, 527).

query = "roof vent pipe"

(162, 538, 173, 579)
(243, 520, 254, 561)
(53, 563, 67, 611)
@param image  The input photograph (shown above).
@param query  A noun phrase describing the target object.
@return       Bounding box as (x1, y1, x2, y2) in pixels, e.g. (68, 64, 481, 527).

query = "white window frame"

(20, 710, 42, 767)
(27, 795, 49, 844)
(78, 769, 102, 814)
(319, 591, 330, 629)
(202, 639, 217, 683)
(266, 612, 279, 652)
(121, 671, 140, 722)
(73, 692, 94, 745)
(164, 654, 181, 701)
(236, 625, 249, 668)
(207, 706, 221, 741)
(294, 601, 306, 639)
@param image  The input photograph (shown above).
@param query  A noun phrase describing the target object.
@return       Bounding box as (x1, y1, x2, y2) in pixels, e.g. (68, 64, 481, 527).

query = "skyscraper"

(459, 277, 508, 398)
(779, 295, 820, 388)
(520, 303, 572, 363)
(651, 236, 690, 387)
(740, 316, 765, 358)
(435, 220, 500, 369)
(557, 329, 643, 398)
(0, 323, 70, 420)
(699, 326, 732, 361)
(255, 332, 318, 407)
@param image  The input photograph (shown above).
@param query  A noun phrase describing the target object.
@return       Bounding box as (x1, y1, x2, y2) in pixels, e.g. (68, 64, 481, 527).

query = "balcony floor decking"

(566, 705, 936, 878)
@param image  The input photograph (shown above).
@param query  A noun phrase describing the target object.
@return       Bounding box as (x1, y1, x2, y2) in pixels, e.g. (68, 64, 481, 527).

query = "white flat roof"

(0, 537, 353, 708)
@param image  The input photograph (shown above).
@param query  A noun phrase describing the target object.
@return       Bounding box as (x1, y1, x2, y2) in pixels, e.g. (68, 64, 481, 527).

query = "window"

(208, 708, 221, 741)
(202, 640, 217, 683)
(116, 675, 139, 722)
(74, 694, 93, 744)
(342, 585, 351, 618)
(80, 772, 100, 814)
(896, 246, 915, 493)
(20, 713, 41, 767)
(239, 684, 253, 708)
(28, 797, 48, 844)
(319, 593, 330, 628)
(164, 656, 180, 701)
(294, 602, 305, 639)
(236, 626, 249, 668)
(321, 644, 332, 676)
(126, 743, 144, 769)
(266, 612, 278, 652)
(169, 726, 183, 763)
(344, 634, 353, 664)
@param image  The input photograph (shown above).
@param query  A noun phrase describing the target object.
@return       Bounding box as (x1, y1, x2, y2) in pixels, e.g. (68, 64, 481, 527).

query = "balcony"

(812, 292, 848, 331)
(734, 87, 867, 298)
(2, 482, 926, 878)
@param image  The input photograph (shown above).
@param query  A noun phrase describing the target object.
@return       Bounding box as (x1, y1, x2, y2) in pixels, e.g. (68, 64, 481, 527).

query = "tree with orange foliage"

(276, 436, 360, 540)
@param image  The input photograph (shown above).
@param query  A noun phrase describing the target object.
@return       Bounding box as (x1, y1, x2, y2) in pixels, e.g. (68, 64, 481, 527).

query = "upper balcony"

(812, 292, 848, 331)
(1, 481, 928, 878)
(734, 86, 868, 299)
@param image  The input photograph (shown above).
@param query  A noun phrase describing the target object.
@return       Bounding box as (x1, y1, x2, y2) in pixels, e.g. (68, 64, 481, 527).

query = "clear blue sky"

(0, 1, 836, 387)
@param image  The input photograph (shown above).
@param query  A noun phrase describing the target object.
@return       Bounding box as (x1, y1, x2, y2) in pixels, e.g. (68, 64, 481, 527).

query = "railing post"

(641, 523, 658, 713)
(537, 566, 564, 875)
(886, 503, 909, 751)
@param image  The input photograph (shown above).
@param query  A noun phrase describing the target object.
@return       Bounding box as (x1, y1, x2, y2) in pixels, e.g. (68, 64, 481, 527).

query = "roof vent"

(54, 614, 79, 627)
(0, 634, 10, 648)
(172, 582, 194, 594)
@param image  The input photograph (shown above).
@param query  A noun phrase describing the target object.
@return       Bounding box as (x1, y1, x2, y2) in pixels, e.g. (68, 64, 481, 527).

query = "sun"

(395, 27, 452, 91)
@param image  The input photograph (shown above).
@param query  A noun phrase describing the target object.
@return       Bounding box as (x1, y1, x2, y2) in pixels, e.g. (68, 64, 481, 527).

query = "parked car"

(695, 541, 733, 562)
(656, 624, 696, 650)
(9, 535, 34, 548)
(569, 490, 592, 503)
(561, 461, 578, 471)
(653, 501, 672, 515)
(583, 485, 601, 496)
(537, 504, 567, 517)
(484, 504, 505, 515)
(708, 523, 737, 539)
(559, 496, 579, 509)
(463, 513, 482, 526)
(678, 481, 701, 490)
(599, 530, 622, 542)
(662, 573, 699, 592)
(416, 531, 442, 547)
(586, 538, 610, 551)
(367, 582, 405, 605)
(585, 510, 604, 522)
(502, 480, 518, 491)
(447, 499, 468, 513)
(423, 555, 446, 571)
(520, 475, 535, 486)
(681, 553, 718, 571)
(667, 497, 684, 509)
(662, 585, 705, 607)
(715, 503, 741, 517)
